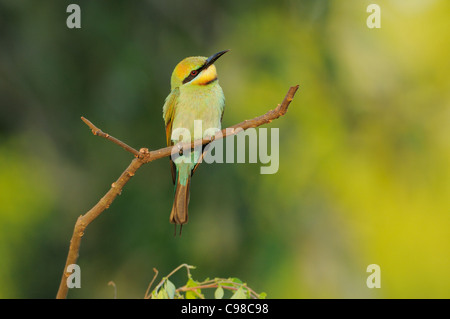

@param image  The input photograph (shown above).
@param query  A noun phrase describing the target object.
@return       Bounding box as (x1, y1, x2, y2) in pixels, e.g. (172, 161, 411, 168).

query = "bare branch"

(144, 268, 159, 299)
(56, 155, 148, 298)
(56, 85, 299, 299)
(142, 85, 299, 163)
(81, 116, 141, 157)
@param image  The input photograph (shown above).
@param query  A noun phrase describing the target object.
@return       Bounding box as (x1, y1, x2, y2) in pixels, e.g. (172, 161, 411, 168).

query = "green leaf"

(231, 287, 247, 299)
(186, 278, 199, 288)
(185, 277, 204, 299)
(259, 292, 267, 299)
(165, 279, 176, 299)
(156, 288, 168, 299)
(185, 290, 197, 299)
(230, 277, 243, 284)
(214, 286, 224, 299)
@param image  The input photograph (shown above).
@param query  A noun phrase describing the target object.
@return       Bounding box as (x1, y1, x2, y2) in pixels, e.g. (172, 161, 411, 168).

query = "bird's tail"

(170, 164, 191, 231)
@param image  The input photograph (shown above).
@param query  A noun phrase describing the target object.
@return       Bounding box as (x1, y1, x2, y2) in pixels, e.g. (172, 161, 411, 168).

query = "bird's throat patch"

(192, 65, 218, 86)
(200, 77, 217, 85)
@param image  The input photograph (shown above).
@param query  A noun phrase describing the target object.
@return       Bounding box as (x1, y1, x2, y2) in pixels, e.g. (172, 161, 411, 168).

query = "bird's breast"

(172, 84, 225, 143)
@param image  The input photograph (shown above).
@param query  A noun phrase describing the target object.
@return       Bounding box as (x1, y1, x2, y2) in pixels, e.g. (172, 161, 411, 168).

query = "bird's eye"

(190, 70, 198, 76)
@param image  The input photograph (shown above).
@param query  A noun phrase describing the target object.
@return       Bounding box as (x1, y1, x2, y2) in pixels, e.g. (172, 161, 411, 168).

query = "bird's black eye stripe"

(182, 65, 206, 84)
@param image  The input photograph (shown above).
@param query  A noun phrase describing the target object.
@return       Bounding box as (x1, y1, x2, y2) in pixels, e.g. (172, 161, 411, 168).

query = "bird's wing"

(163, 87, 180, 184)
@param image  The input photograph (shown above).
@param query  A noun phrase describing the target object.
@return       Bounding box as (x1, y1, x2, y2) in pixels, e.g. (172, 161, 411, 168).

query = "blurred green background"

(0, 0, 449, 298)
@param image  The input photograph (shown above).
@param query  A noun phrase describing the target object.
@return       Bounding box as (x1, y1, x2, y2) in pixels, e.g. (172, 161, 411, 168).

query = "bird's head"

(170, 50, 229, 89)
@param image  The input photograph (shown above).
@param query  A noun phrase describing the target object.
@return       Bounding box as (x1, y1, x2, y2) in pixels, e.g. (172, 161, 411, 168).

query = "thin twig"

(152, 264, 195, 294)
(81, 116, 141, 157)
(145, 264, 195, 299)
(56, 85, 299, 299)
(108, 281, 117, 299)
(144, 268, 159, 299)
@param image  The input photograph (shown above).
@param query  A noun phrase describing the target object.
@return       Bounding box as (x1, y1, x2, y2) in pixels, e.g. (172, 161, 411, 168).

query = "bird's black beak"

(204, 49, 229, 68)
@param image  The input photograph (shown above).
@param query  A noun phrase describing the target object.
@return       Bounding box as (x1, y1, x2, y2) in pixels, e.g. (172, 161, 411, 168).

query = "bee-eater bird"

(163, 50, 228, 234)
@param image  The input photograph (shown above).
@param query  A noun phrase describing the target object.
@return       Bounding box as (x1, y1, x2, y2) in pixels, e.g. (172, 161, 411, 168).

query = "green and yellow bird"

(163, 50, 228, 234)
